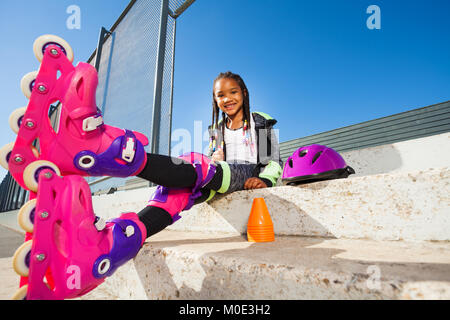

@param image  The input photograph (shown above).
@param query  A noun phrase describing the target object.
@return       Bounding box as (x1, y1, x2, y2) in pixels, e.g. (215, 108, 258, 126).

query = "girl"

(15, 71, 283, 299)
(135, 71, 283, 237)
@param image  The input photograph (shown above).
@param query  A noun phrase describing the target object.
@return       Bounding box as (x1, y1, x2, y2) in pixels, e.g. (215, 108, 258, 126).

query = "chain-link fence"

(0, 0, 195, 211)
(87, 0, 195, 193)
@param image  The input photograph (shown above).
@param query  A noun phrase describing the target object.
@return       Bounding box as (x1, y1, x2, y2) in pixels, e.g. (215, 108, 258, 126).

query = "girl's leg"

(138, 205, 173, 237)
(138, 153, 219, 238)
(193, 162, 256, 204)
(137, 162, 257, 239)
(137, 153, 197, 188)
(138, 188, 218, 238)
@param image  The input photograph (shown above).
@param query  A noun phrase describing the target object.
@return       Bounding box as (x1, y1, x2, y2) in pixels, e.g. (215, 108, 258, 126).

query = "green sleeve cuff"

(206, 189, 217, 202)
(258, 161, 283, 187)
(216, 161, 231, 193)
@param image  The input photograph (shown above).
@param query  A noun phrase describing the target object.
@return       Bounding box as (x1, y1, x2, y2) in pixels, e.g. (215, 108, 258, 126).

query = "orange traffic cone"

(247, 198, 275, 242)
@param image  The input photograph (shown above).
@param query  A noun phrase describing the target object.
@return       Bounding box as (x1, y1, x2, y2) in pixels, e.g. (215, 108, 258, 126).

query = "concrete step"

(122, 177, 150, 189)
(81, 230, 450, 300)
(92, 166, 450, 242)
(0, 225, 30, 300)
(340, 132, 450, 178)
(1, 133, 448, 300)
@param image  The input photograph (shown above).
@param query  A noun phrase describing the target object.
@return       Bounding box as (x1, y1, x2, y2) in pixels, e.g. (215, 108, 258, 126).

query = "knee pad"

(147, 152, 217, 222)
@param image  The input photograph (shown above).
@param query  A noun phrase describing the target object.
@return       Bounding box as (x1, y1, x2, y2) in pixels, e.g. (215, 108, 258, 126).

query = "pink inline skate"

(0, 34, 149, 192)
(9, 152, 214, 299)
(11, 169, 146, 300)
(1, 34, 150, 299)
(148, 152, 217, 222)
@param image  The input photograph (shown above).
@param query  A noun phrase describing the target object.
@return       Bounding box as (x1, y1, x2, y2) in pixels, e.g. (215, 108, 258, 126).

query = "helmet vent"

(288, 158, 293, 168)
(298, 150, 308, 157)
(311, 151, 323, 164)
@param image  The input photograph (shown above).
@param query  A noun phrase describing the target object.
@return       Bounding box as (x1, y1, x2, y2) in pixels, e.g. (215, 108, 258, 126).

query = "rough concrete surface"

(0, 225, 26, 300)
(89, 167, 450, 242)
(169, 167, 450, 241)
(1, 133, 448, 300)
(81, 230, 450, 300)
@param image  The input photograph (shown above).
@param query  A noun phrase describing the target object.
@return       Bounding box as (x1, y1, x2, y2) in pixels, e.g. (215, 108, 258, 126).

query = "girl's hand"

(211, 148, 224, 162)
(244, 177, 267, 190)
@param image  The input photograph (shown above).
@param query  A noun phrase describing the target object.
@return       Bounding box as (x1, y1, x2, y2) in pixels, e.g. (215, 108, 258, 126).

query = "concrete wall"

(341, 132, 449, 177)
(1, 132, 449, 300)
(88, 132, 450, 242)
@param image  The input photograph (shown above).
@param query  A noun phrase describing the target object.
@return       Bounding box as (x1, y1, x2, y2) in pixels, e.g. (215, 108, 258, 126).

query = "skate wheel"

(11, 285, 28, 300)
(9, 107, 27, 134)
(23, 160, 61, 192)
(18, 199, 37, 233)
(33, 34, 74, 63)
(13, 240, 32, 277)
(0, 142, 15, 170)
(20, 71, 39, 99)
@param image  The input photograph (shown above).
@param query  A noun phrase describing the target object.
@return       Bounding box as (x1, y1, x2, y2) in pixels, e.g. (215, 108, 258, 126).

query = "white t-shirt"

(224, 115, 258, 164)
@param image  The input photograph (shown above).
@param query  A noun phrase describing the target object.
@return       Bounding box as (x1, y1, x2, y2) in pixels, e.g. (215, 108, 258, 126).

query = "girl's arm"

(244, 177, 267, 189)
(211, 148, 224, 162)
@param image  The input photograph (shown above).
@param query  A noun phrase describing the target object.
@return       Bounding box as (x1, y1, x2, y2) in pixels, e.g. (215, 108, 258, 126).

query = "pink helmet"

(282, 144, 355, 185)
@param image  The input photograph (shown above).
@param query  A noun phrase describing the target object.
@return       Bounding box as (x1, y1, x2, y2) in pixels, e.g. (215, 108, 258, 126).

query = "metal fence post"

(95, 27, 112, 72)
(168, 18, 177, 156)
(19, 186, 28, 208)
(5, 175, 13, 211)
(0, 177, 6, 211)
(151, 0, 170, 155)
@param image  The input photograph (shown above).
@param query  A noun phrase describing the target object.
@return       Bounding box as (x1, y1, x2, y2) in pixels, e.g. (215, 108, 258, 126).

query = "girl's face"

(214, 78, 245, 119)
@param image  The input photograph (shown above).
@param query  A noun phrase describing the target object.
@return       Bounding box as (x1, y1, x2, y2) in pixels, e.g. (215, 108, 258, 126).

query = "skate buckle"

(125, 225, 135, 237)
(122, 138, 136, 163)
(94, 216, 107, 231)
(82, 115, 104, 132)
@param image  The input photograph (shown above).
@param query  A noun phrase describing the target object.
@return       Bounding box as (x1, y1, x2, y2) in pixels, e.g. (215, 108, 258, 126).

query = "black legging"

(137, 153, 223, 190)
(136, 153, 223, 237)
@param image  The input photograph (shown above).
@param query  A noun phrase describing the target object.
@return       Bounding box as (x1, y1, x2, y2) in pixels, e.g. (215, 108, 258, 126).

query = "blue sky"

(0, 0, 449, 181)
